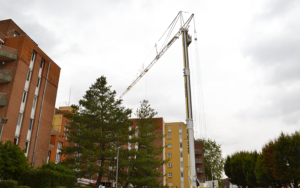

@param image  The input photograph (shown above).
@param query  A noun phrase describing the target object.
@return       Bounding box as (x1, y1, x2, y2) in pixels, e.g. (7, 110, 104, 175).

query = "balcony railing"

(195, 149, 203, 155)
(0, 92, 7, 106)
(197, 168, 205, 173)
(196, 159, 204, 164)
(0, 67, 12, 83)
(0, 45, 18, 61)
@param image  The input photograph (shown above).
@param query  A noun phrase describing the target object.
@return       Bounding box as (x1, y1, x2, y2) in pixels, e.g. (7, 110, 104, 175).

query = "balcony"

(198, 178, 205, 183)
(195, 149, 203, 155)
(197, 168, 204, 173)
(0, 45, 18, 62)
(0, 92, 7, 106)
(0, 67, 12, 83)
(196, 159, 204, 164)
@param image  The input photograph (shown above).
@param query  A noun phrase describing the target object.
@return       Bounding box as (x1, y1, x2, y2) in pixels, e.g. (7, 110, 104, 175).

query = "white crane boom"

(119, 12, 194, 99)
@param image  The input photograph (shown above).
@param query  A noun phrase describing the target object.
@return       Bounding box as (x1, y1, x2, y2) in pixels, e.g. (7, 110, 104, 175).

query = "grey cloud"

(257, 0, 300, 20)
(236, 84, 300, 125)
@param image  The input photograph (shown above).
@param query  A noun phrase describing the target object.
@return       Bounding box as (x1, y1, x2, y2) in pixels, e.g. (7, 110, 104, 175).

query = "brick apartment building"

(195, 140, 205, 184)
(0, 19, 61, 167)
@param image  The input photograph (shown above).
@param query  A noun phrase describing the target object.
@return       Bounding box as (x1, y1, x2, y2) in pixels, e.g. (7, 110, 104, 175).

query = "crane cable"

(192, 16, 207, 139)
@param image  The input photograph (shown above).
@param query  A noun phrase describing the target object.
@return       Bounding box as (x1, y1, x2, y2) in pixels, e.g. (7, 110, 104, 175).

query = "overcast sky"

(1, 0, 299, 160)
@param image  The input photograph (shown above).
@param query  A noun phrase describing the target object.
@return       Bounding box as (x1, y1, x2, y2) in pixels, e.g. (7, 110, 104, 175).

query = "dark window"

(180, 143, 182, 148)
(40, 60, 44, 68)
(31, 52, 35, 61)
(25, 142, 29, 153)
(26, 70, 31, 81)
(22, 91, 27, 103)
(14, 138, 18, 145)
(14, 31, 20, 37)
(28, 119, 33, 130)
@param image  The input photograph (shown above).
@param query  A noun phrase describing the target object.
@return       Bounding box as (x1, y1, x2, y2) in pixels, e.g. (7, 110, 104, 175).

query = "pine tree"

(116, 100, 167, 188)
(61, 76, 133, 188)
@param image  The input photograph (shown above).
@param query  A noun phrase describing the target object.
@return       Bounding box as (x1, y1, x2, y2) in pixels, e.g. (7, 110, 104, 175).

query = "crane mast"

(182, 28, 197, 188)
(120, 12, 199, 187)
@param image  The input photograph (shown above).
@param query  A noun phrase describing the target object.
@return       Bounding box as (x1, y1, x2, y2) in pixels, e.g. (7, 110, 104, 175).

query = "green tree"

(242, 151, 259, 187)
(197, 138, 225, 185)
(255, 153, 275, 187)
(272, 131, 300, 188)
(116, 100, 167, 188)
(61, 76, 133, 188)
(0, 140, 29, 181)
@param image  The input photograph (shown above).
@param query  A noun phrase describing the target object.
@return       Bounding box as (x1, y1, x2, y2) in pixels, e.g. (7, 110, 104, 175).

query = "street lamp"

(116, 146, 123, 188)
(0, 117, 8, 140)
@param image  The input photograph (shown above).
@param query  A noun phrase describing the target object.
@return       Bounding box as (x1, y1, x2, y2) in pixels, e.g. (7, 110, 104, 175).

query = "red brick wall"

(0, 19, 61, 168)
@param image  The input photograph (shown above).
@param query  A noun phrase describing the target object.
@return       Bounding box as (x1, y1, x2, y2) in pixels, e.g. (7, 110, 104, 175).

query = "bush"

(22, 162, 76, 188)
(17, 186, 31, 188)
(0, 180, 18, 187)
(0, 141, 29, 181)
(56, 186, 66, 188)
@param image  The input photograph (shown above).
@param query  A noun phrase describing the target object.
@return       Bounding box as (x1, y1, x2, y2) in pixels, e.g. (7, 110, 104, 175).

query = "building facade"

(49, 106, 73, 164)
(195, 140, 205, 183)
(0, 19, 61, 167)
(165, 122, 206, 188)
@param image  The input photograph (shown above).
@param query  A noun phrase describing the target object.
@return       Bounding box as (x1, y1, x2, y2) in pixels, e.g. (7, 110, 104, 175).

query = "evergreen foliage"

(0, 140, 29, 181)
(61, 76, 132, 188)
(116, 100, 167, 188)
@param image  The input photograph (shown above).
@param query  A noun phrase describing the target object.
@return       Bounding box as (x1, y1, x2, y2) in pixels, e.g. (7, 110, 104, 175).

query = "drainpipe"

(31, 60, 51, 166)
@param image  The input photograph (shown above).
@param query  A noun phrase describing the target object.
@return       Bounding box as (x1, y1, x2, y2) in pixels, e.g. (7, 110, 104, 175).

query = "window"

(28, 119, 33, 130)
(168, 125, 171, 132)
(181, 172, 184, 177)
(25, 141, 29, 154)
(33, 96, 37, 108)
(168, 173, 172, 177)
(17, 113, 23, 126)
(40, 60, 44, 68)
(168, 153, 172, 158)
(14, 31, 20, 37)
(168, 163, 172, 167)
(22, 91, 27, 103)
(167, 134, 172, 139)
(179, 125, 182, 130)
(180, 143, 183, 148)
(37, 78, 41, 88)
(179, 133, 182, 139)
(26, 70, 31, 81)
(97, 160, 101, 166)
(180, 152, 183, 158)
(56, 141, 63, 163)
(128, 142, 131, 149)
(31, 52, 35, 61)
(14, 138, 18, 145)
(168, 144, 172, 148)
(180, 162, 183, 168)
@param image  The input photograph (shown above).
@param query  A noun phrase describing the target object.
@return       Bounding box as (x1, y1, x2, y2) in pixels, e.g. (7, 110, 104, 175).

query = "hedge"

(0, 180, 18, 187)
(21, 162, 76, 188)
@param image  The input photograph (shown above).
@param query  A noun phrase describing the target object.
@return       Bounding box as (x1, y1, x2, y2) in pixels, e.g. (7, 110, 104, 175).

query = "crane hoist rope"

(120, 11, 200, 188)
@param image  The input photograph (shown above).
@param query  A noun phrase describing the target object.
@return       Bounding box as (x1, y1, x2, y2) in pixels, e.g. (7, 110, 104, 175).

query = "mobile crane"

(120, 11, 200, 188)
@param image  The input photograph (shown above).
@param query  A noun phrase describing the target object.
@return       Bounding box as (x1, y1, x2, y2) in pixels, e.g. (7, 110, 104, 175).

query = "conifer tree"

(61, 76, 133, 188)
(115, 100, 167, 188)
